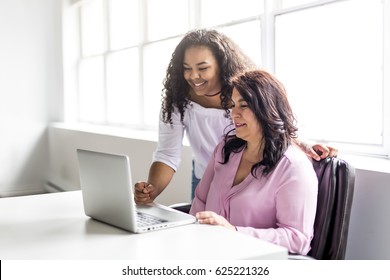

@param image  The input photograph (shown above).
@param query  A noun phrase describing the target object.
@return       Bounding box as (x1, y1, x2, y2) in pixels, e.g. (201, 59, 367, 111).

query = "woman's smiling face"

(183, 46, 222, 97)
(231, 88, 262, 142)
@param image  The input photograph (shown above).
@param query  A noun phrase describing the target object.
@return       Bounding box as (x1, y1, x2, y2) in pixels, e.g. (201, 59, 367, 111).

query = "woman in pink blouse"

(190, 70, 318, 255)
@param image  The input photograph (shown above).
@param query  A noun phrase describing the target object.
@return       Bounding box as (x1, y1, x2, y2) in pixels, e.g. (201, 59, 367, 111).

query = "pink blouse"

(190, 142, 318, 255)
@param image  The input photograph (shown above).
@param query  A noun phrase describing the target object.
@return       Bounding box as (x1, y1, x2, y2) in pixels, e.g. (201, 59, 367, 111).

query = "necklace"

(204, 90, 221, 97)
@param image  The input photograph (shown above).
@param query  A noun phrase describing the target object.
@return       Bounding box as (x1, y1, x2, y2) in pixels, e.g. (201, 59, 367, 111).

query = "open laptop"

(76, 149, 196, 233)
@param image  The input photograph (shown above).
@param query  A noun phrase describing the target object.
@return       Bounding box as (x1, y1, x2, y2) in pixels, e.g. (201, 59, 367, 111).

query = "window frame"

(267, 0, 390, 159)
(62, 0, 390, 159)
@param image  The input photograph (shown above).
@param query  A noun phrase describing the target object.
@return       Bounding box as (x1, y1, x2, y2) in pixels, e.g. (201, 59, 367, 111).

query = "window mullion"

(102, 0, 110, 124)
(190, 0, 201, 28)
(76, 5, 83, 123)
(262, 0, 278, 72)
(383, 0, 390, 158)
(139, 0, 147, 129)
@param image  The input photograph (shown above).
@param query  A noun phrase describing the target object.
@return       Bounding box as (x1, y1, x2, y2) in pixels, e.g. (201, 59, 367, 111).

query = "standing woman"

(135, 29, 335, 204)
(135, 29, 256, 203)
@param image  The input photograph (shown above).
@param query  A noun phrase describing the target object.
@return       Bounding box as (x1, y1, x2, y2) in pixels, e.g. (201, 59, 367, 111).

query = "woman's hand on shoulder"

(306, 144, 338, 161)
(295, 138, 338, 161)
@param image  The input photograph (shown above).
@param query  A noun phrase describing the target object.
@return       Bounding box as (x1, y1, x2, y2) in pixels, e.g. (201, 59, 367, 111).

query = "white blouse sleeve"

(152, 108, 185, 172)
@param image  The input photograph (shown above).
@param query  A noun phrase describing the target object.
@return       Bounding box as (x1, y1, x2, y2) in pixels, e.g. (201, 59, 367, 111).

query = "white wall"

(47, 123, 193, 205)
(0, 0, 63, 196)
(346, 169, 390, 260)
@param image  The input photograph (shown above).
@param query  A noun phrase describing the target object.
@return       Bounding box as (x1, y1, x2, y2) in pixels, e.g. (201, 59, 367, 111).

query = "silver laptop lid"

(77, 149, 138, 232)
(76, 149, 196, 233)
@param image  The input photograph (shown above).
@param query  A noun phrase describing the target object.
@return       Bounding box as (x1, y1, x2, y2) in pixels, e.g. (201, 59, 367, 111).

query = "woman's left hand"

(307, 144, 338, 161)
(195, 211, 236, 231)
(295, 138, 338, 161)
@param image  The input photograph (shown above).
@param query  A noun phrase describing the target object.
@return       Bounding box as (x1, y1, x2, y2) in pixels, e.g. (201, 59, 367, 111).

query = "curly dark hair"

(162, 29, 256, 124)
(221, 70, 298, 176)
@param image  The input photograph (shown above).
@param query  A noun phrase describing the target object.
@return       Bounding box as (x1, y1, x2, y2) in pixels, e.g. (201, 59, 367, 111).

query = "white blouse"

(153, 102, 232, 179)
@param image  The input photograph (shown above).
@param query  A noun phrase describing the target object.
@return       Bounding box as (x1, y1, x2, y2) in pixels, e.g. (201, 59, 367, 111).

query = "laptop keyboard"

(136, 212, 168, 227)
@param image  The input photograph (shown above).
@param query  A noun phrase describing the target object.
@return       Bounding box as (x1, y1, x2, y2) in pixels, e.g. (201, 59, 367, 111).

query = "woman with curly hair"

(135, 29, 335, 204)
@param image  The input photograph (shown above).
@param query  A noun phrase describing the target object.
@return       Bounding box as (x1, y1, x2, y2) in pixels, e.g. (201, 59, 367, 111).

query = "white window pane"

(275, 0, 383, 145)
(109, 0, 139, 50)
(200, 0, 263, 27)
(281, 0, 316, 9)
(106, 48, 140, 125)
(79, 57, 105, 122)
(81, 0, 105, 56)
(143, 38, 181, 128)
(147, 0, 189, 41)
(217, 21, 261, 67)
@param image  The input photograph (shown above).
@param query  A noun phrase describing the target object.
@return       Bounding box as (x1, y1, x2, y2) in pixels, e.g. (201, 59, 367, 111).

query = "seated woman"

(190, 70, 318, 255)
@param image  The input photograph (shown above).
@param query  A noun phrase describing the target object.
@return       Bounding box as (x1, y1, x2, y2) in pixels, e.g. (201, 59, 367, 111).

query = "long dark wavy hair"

(162, 29, 256, 124)
(221, 70, 298, 176)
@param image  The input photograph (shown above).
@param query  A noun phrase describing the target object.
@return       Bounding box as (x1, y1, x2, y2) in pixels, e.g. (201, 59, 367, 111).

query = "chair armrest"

(169, 202, 192, 214)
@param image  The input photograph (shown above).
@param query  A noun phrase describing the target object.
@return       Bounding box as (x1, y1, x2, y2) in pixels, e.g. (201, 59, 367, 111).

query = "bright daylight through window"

(62, 0, 389, 159)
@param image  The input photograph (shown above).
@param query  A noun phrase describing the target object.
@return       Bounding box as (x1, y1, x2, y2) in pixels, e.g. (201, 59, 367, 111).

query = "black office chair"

(304, 156, 355, 259)
(172, 156, 355, 260)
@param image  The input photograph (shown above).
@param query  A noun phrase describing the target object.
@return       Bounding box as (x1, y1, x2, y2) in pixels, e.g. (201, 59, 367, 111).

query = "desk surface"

(0, 191, 287, 260)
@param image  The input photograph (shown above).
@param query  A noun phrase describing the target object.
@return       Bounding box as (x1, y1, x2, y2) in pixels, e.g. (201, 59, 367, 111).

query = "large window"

(63, 0, 261, 130)
(275, 0, 387, 157)
(62, 0, 389, 159)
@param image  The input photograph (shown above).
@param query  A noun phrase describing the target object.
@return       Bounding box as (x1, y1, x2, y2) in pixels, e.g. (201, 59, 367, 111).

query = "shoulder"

(283, 145, 312, 165)
(268, 146, 317, 193)
(277, 145, 316, 179)
(214, 141, 225, 156)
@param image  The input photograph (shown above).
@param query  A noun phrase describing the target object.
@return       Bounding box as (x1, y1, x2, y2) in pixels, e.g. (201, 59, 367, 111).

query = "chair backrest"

(307, 157, 355, 260)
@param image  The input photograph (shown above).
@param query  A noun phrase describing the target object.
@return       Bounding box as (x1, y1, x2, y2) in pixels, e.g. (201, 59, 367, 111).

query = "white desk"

(0, 191, 287, 260)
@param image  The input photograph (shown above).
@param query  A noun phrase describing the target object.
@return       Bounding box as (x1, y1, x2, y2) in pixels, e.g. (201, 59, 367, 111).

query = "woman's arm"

(135, 109, 184, 204)
(134, 161, 175, 204)
(294, 138, 338, 161)
(237, 159, 318, 255)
